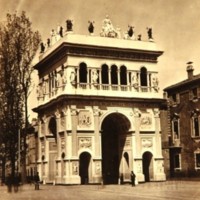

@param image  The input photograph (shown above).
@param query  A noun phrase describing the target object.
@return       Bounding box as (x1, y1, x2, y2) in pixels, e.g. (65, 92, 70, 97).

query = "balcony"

(37, 81, 161, 106)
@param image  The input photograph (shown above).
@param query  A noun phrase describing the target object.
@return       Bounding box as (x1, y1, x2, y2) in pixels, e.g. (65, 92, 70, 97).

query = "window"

(195, 153, 200, 169)
(191, 114, 200, 137)
(140, 67, 147, 87)
(79, 62, 87, 83)
(189, 87, 200, 100)
(174, 154, 181, 169)
(172, 118, 180, 140)
(101, 64, 109, 84)
(171, 93, 180, 104)
(111, 65, 118, 85)
(120, 66, 127, 85)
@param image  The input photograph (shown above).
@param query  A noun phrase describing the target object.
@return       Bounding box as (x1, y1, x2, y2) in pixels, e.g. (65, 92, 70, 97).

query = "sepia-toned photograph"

(0, 0, 200, 199)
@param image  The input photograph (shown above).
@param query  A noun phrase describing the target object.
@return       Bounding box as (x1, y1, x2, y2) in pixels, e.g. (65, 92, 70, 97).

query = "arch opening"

(79, 152, 91, 184)
(142, 151, 153, 182)
(101, 113, 131, 184)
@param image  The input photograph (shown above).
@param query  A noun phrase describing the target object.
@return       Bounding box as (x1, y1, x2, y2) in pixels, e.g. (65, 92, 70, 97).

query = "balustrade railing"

(38, 83, 155, 102)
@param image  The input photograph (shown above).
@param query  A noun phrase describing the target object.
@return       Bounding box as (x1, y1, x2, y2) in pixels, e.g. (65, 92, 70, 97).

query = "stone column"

(154, 108, 162, 157)
(117, 69, 120, 90)
(99, 69, 102, 86)
(71, 106, 78, 157)
(133, 108, 141, 158)
(93, 107, 100, 157)
(55, 110, 61, 159)
(108, 67, 111, 90)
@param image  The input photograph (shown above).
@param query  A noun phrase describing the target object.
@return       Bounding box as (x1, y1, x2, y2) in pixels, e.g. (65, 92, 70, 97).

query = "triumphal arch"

(33, 16, 166, 184)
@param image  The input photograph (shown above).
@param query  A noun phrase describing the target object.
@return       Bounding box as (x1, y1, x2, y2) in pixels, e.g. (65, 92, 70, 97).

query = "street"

(0, 180, 200, 200)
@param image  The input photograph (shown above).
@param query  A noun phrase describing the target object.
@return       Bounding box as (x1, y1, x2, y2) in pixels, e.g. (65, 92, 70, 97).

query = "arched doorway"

(79, 152, 91, 184)
(142, 151, 153, 182)
(101, 113, 131, 184)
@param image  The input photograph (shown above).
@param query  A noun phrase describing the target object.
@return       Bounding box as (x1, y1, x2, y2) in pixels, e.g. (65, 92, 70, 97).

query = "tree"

(0, 11, 41, 182)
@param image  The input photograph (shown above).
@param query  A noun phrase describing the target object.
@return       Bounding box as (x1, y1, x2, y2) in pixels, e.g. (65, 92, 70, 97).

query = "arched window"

(120, 66, 127, 85)
(140, 67, 147, 86)
(79, 62, 87, 83)
(101, 64, 109, 84)
(49, 117, 57, 140)
(111, 65, 118, 85)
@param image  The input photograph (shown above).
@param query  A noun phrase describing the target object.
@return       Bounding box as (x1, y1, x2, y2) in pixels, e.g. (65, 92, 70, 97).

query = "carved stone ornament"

(79, 137, 92, 149)
(140, 113, 152, 130)
(100, 15, 118, 38)
(78, 111, 92, 127)
(72, 162, 78, 175)
(95, 162, 101, 175)
(141, 138, 153, 148)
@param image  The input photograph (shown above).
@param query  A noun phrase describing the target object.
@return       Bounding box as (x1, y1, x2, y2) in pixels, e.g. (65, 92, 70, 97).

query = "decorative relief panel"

(140, 113, 153, 130)
(60, 135, 65, 151)
(72, 161, 79, 175)
(141, 138, 153, 148)
(95, 162, 101, 175)
(156, 160, 164, 173)
(78, 110, 92, 128)
(78, 137, 92, 149)
(136, 162, 142, 173)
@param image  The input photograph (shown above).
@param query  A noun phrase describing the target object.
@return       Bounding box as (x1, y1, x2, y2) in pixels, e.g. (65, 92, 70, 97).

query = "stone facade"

(33, 24, 166, 184)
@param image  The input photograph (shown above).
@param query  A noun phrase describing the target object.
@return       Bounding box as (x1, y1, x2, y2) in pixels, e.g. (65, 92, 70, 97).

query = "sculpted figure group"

(40, 16, 154, 54)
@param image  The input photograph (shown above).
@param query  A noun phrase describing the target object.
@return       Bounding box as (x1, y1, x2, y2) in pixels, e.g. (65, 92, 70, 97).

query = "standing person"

(34, 172, 40, 190)
(6, 173, 12, 193)
(130, 171, 136, 187)
(13, 173, 20, 192)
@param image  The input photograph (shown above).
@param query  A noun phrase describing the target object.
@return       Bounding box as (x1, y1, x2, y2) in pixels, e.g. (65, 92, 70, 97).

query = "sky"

(0, 0, 200, 118)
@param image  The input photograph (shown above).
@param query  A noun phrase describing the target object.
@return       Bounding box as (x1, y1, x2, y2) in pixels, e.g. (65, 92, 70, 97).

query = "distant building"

(33, 16, 167, 184)
(164, 62, 200, 177)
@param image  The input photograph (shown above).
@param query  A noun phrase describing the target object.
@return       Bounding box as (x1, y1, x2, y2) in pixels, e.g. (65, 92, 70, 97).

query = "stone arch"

(79, 152, 92, 184)
(142, 151, 153, 182)
(101, 112, 131, 184)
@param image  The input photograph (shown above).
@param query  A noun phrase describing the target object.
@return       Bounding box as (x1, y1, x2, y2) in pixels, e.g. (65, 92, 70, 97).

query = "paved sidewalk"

(0, 180, 200, 200)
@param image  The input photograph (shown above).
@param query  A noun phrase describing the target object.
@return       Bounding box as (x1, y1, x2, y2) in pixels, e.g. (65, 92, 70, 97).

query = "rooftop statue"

(100, 15, 118, 38)
(147, 27, 153, 41)
(66, 19, 73, 32)
(88, 21, 95, 35)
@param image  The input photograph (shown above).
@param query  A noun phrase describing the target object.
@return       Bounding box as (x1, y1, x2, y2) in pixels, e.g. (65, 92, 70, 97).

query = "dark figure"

(40, 42, 45, 53)
(13, 173, 20, 192)
(128, 26, 134, 37)
(120, 174, 124, 185)
(47, 38, 50, 47)
(34, 172, 40, 190)
(6, 173, 13, 193)
(147, 27, 153, 40)
(59, 26, 63, 37)
(130, 171, 136, 186)
(138, 34, 142, 41)
(66, 19, 73, 31)
(88, 21, 94, 34)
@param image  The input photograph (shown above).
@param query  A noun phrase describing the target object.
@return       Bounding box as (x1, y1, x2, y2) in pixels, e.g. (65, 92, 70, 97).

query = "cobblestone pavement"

(1, 180, 200, 200)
